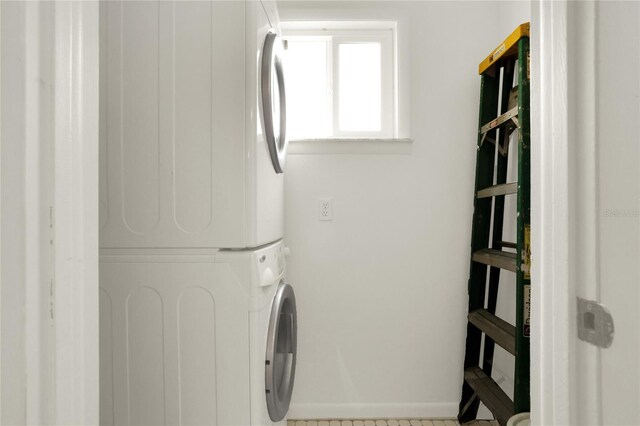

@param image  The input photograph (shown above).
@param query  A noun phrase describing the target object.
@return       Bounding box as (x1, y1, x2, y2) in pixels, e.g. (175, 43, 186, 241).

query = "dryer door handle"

(261, 31, 288, 174)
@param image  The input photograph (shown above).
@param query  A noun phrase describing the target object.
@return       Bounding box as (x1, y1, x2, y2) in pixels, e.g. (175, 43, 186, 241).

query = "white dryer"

(99, 240, 297, 426)
(99, 0, 288, 249)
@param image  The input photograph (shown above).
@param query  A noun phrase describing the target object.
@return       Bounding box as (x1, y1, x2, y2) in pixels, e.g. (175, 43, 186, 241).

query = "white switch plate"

(318, 198, 333, 221)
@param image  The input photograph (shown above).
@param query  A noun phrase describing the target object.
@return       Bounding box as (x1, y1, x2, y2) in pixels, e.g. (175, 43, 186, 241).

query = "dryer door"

(261, 31, 288, 174)
(265, 282, 297, 421)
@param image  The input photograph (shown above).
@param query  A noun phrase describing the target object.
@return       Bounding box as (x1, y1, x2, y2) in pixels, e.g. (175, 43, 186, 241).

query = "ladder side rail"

(514, 36, 531, 414)
(458, 71, 501, 424)
(482, 58, 517, 380)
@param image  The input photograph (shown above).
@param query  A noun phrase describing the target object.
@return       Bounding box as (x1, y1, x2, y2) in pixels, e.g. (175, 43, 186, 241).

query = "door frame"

(531, 1, 600, 424)
(0, 1, 99, 424)
(0, 1, 598, 424)
(52, 2, 100, 424)
(531, 2, 573, 424)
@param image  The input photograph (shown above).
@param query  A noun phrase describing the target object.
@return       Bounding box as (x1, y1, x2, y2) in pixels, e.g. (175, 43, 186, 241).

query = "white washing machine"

(99, 0, 288, 249)
(217, 242, 297, 425)
(99, 240, 297, 426)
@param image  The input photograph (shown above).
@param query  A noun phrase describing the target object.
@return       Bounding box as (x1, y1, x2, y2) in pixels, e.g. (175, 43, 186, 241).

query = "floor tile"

(286, 419, 498, 426)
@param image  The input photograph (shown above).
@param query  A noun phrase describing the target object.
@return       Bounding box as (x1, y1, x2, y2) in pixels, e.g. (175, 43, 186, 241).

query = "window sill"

(287, 138, 413, 155)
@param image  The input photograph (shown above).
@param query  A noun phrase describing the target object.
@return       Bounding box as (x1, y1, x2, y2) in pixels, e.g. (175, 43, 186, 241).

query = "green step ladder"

(458, 23, 531, 426)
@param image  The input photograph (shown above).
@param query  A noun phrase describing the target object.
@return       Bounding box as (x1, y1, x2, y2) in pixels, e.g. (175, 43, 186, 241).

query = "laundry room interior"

(280, 0, 529, 422)
(3, 1, 640, 426)
(96, 1, 531, 424)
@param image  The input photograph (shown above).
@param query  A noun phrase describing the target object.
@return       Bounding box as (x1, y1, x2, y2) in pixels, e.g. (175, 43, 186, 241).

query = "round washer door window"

(261, 31, 288, 174)
(265, 282, 297, 421)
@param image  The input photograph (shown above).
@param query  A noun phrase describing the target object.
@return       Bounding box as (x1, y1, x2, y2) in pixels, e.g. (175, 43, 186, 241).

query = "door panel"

(596, 2, 640, 424)
(561, 2, 640, 423)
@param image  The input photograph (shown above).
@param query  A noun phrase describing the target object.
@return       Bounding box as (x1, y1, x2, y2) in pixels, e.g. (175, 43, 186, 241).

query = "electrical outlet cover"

(318, 198, 333, 221)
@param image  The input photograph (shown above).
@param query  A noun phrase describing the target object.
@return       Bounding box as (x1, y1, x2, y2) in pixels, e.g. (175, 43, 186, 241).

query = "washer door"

(265, 282, 297, 421)
(261, 31, 288, 174)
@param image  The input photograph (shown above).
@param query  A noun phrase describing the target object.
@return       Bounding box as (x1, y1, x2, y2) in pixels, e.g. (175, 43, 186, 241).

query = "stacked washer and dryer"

(99, 1, 296, 425)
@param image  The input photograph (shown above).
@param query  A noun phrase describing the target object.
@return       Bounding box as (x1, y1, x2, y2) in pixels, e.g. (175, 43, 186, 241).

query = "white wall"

(281, 1, 530, 418)
(498, 1, 531, 30)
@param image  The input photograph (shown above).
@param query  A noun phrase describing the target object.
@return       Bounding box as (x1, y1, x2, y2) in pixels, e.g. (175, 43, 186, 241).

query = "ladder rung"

(497, 241, 517, 249)
(480, 106, 519, 135)
(472, 249, 517, 272)
(464, 366, 514, 426)
(468, 309, 516, 355)
(477, 182, 517, 199)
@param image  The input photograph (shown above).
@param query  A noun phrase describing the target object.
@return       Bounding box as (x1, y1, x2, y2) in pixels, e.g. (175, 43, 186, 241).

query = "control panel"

(255, 242, 286, 287)
(215, 240, 287, 290)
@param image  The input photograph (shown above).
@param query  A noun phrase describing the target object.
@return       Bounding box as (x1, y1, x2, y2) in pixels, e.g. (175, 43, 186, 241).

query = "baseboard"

(287, 402, 459, 419)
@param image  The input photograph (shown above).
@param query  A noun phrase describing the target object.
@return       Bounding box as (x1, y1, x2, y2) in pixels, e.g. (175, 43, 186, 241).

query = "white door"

(589, 1, 640, 423)
(534, 1, 640, 424)
(556, 1, 640, 424)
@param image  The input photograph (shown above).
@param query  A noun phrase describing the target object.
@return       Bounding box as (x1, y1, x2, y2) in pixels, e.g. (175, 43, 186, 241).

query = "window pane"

(338, 43, 381, 132)
(284, 40, 330, 139)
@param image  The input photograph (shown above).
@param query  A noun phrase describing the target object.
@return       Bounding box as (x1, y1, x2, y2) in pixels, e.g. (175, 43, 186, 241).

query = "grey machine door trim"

(265, 282, 297, 421)
(261, 30, 288, 174)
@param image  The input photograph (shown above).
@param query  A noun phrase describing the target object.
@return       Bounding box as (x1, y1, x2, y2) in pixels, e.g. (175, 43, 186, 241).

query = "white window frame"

(283, 22, 397, 139)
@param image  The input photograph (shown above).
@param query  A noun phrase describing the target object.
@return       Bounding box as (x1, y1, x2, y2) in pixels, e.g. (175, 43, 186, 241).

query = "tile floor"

(287, 420, 498, 426)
